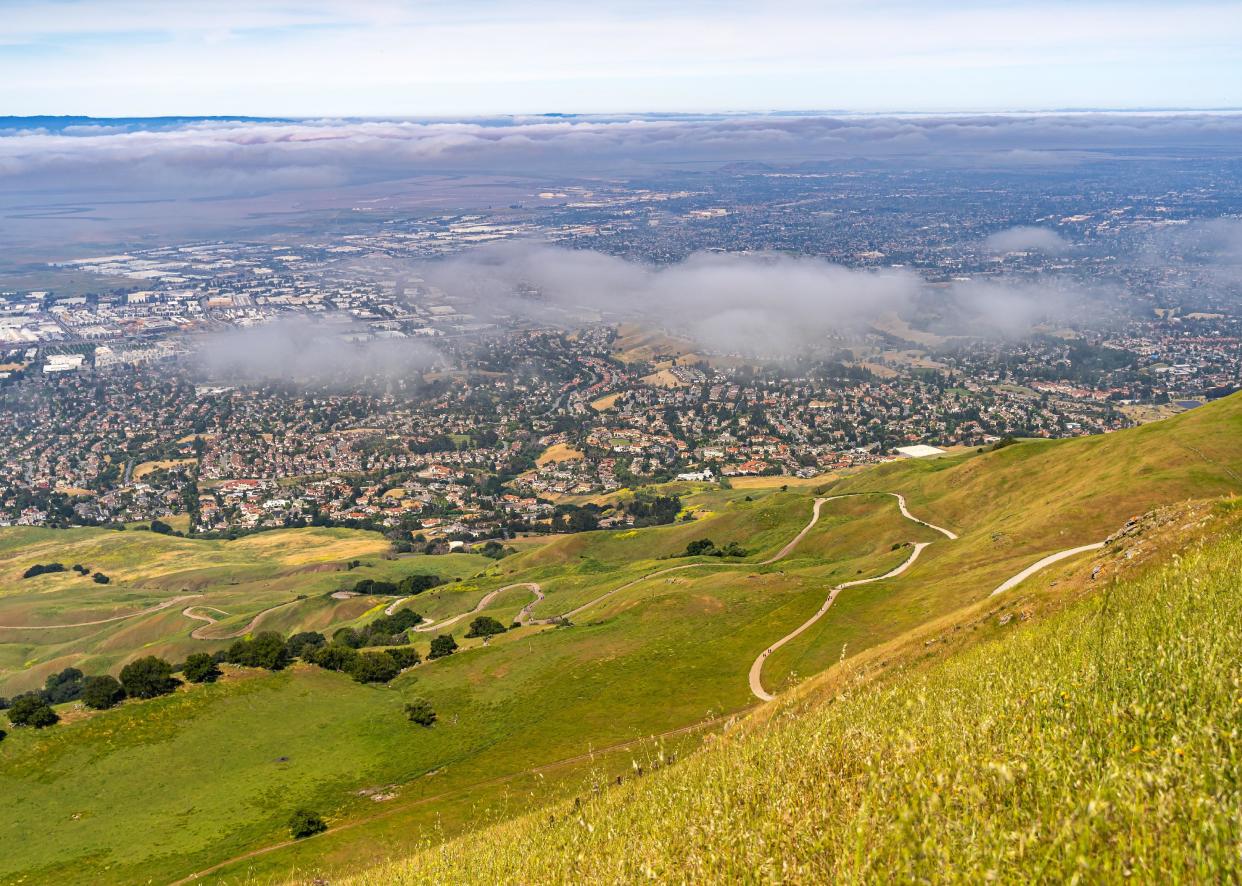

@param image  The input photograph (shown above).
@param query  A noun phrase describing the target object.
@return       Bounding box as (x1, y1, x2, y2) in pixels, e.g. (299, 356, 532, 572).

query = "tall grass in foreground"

(347, 535, 1242, 884)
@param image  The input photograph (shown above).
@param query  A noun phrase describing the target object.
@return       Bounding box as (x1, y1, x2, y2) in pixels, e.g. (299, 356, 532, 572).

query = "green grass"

(2, 395, 1241, 883)
(0, 526, 491, 693)
(348, 520, 1242, 884)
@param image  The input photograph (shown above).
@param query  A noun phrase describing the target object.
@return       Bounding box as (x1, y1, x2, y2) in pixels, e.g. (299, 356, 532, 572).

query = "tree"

(7, 694, 59, 728)
(288, 809, 327, 839)
(405, 698, 437, 727)
(428, 634, 458, 659)
(386, 647, 421, 670)
(119, 656, 179, 699)
(149, 519, 173, 535)
(465, 616, 507, 639)
(80, 675, 126, 710)
(396, 573, 442, 595)
(182, 653, 221, 683)
(44, 667, 84, 703)
(227, 632, 291, 670)
(92, 572, 111, 584)
(685, 538, 716, 556)
(308, 644, 359, 672)
(349, 651, 399, 684)
(246, 632, 292, 670)
(286, 631, 327, 658)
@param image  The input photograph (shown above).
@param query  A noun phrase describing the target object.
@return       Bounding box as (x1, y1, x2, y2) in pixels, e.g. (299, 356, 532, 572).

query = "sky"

(1, 0, 1240, 116)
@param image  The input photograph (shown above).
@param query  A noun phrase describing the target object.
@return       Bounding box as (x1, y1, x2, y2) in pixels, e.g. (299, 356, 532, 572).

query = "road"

(0, 593, 203, 630)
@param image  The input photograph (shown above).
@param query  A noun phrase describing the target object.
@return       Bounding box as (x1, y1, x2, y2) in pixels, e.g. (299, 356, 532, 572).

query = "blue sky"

(1, 0, 1240, 115)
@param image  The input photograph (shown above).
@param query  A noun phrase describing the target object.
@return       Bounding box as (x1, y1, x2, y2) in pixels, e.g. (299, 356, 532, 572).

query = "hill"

(0, 395, 1239, 883)
(348, 501, 1242, 883)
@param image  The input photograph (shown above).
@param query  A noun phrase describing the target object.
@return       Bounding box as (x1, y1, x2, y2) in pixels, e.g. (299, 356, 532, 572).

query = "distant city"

(0, 154, 1237, 534)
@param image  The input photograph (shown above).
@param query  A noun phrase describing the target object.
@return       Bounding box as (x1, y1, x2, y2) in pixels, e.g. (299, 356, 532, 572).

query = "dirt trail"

(0, 594, 203, 631)
(415, 583, 543, 633)
(184, 599, 302, 640)
(748, 543, 930, 701)
(988, 542, 1105, 596)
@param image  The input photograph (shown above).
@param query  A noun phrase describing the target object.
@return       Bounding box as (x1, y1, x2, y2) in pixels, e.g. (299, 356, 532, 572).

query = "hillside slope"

(347, 506, 1242, 884)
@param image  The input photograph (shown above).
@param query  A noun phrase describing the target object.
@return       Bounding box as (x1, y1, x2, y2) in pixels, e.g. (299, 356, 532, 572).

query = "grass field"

(1, 395, 1240, 884)
(349, 505, 1242, 884)
(0, 527, 492, 694)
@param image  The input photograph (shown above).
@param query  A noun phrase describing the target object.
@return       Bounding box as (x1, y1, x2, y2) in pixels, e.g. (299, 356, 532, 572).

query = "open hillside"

(351, 502, 1242, 884)
(0, 395, 1239, 884)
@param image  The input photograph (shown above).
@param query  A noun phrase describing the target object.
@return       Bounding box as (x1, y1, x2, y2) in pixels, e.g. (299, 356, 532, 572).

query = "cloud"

(416, 243, 1093, 353)
(4, 113, 1242, 201)
(420, 244, 920, 356)
(984, 226, 1071, 255)
(193, 316, 442, 385)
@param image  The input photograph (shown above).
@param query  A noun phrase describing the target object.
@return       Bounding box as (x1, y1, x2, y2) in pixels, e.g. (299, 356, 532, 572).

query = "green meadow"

(0, 394, 1240, 884)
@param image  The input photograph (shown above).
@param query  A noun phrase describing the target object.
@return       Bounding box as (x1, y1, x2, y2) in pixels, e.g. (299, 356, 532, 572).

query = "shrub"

(288, 809, 327, 839)
(92, 572, 111, 584)
(22, 563, 65, 579)
(405, 698, 437, 727)
(685, 538, 716, 556)
(119, 656, 179, 699)
(149, 519, 173, 535)
(428, 634, 458, 660)
(182, 652, 222, 683)
(465, 616, 507, 639)
(80, 675, 126, 710)
(350, 651, 400, 684)
(7, 694, 59, 728)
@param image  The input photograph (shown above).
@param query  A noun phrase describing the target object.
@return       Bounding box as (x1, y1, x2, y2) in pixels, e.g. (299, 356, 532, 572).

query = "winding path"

(0, 594, 203, 631)
(748, 543, 930, 701)
(414, 583, 543, 633)
(988, 542, 1105, 597)
(184, 598, 302, 640)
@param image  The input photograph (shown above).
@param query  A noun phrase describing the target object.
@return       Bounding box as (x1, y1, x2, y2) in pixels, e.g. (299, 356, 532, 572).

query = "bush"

(685, 538, 716, 556)
(92, 572, 111, 584)
(349, 651, 400, 684)
(149, 519, 173, 535)
(119, 656, 179, 699)
(80, 675, 126, 710)
(182, 652, 222, 683)
(465, 616, 507, 639)
(428, 634, 458, 660)
(22, 563, 65, 579)
(7, 694, 59, 728)
(288, 809, 327, 839)
(405, 698, 437, 727)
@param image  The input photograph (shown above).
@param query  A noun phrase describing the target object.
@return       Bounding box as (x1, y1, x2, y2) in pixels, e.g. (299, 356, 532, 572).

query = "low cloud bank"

(5, 112, 1242, 198)
(421, 245, 1098, 353)
(984, 226, 1071, 255)
(193, 317, 442, 384)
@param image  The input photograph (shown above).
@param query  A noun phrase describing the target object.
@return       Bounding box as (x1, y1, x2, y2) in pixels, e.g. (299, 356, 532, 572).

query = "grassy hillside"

(2, 397, 1240, 883)
(0, 526, 492, 693)
(348, 506, 1242, 884)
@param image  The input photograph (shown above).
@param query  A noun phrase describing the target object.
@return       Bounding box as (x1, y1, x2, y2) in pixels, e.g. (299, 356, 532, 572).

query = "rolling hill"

(0, 394, 1239, 884)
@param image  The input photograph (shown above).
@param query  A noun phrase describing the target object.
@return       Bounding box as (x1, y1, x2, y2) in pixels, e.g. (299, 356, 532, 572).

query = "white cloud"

(984, 226, 1071, 255)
